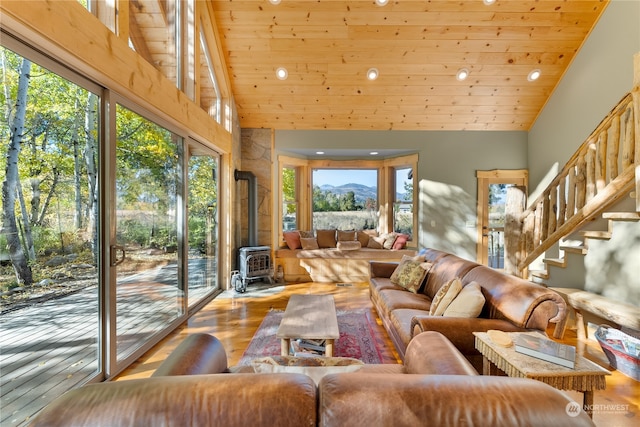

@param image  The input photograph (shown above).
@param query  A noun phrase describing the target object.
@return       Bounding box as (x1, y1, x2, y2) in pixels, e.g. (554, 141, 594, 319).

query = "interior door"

(476, 170, 528, 268)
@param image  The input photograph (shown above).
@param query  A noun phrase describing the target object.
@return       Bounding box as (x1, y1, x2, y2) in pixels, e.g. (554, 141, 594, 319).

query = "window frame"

(276, 154, 418, 248)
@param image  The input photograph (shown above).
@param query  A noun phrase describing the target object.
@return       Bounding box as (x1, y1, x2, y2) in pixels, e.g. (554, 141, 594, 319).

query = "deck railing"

(516, 88, 639, 275)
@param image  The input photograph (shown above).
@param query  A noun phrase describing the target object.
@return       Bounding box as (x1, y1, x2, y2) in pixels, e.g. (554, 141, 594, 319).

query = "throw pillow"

(443, 281, 486, 318)
(283, 231, 302, 250)
(429, 277, 463, 316)
(336, 241, 361, 251)
(316, 229, 337, 248)
(389, 255, 413, 283)
(367, 235, 385, 249)
(298, 230, 314, 238)
(300, 237, 319, 250)
(337, 230, 357, 241)
(390, 259, 430, 293)
(380, 232, 399, 249)
(392, 234, 409, 250)
(356, 230, 371, 247)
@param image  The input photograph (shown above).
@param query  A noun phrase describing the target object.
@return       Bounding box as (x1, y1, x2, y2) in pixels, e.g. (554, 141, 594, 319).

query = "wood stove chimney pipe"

(234, 169, 258, 247)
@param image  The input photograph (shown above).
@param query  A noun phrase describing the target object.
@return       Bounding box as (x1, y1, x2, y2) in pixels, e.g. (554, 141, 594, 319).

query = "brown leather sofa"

(30, 332, 593, 426)
(370, 248, 567, 369)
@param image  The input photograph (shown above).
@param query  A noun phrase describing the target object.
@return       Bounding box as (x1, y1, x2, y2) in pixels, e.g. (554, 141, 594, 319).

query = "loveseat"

(370, 248, 567, 370)
(276, 229, 416, 282)
(30, 332, 594, 426)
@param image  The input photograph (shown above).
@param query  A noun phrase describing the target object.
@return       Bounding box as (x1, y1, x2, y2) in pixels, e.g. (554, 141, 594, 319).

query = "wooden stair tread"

(559, 245, 587, 255)
(542, 258, 565, 267)
(602, 212, 640, 221)
(530, 270, 549, 280)
(580, 230, 612, 240)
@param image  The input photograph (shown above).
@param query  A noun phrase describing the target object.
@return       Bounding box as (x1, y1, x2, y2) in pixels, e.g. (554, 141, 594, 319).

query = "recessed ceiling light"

(483, 0, 496, 5)
(370, 151, 379, 155)
(375, 0, 389, 6)
(528, 69, 541, 81)
(316, 151, 325, 155)
(367, 68, 379, 81)
(276, 67, 288, 80)
(269, 0, 281, 4)
(456, 68, 470, 81)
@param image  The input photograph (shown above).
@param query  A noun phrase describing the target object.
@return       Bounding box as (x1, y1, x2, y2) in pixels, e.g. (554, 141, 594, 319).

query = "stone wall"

(237, 128, 272, 248)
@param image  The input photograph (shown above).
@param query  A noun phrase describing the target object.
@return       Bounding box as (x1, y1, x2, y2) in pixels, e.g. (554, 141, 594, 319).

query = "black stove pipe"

(234, 169, 258, 247)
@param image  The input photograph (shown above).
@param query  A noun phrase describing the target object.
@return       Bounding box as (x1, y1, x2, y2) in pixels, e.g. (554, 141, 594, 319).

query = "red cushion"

(392, 234, 409, 250)
(283, 231, 302, 250)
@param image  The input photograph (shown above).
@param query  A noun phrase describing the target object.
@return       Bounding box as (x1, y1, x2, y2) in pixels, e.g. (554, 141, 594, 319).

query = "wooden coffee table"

(276, 294, 340, 357)
(474, 331, 610, 418)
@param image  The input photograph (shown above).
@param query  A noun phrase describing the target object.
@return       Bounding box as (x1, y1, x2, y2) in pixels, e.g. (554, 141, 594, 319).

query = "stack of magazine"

(514, 334, 576, 369)
(290, 339, 326, 356)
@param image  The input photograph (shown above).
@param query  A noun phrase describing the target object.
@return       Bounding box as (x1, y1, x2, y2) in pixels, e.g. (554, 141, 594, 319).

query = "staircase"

(505, 80, 640, 336)
(508, 86, 640, 284)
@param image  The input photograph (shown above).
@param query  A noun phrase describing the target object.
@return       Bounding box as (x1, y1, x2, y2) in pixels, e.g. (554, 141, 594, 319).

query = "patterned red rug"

(238, 309, 388, 365)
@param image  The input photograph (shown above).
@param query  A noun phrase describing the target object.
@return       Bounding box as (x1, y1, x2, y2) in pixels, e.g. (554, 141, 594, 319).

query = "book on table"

(514, 334, 576, 369)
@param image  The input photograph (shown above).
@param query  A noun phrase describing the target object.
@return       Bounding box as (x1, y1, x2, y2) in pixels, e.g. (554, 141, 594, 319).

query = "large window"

(187, 149, 220, 307)
(282, 166, 298, 231)
(114, 104, 182, 361)
(1, 44, 101, 426)
(312, 169, 379, 231)
(278, 155, 418, 245)
(393, 166, 414, 239)
(0, 30, 225, 423)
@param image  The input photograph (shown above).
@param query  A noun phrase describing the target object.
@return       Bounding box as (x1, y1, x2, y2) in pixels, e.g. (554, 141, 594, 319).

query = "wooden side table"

(473, 331, 610, 418)
(276, 294, 340, 357)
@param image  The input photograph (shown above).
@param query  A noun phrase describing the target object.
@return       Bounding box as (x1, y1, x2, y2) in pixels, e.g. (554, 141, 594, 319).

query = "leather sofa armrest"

(369, 261, 398, 278)
(152, 333, 229, 376)
(404, 331, 478, 375)
(319, 374, 594, 427)
(410, 316, 529, 356)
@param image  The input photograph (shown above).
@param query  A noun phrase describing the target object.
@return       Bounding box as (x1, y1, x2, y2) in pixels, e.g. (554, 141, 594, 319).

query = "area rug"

(238, 309, 387, 365)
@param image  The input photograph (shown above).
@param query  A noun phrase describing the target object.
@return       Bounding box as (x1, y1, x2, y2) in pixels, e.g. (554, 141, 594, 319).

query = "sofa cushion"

(337, 230, 357, 241)
(336, 241, 361, 251)
(317, 229, 337, 248)
(443, 282, 485, 318)
(423, 255, 479, 299)
(300, 237, 319, 250)
(389, 309, 430, 348)
(390, 259, 432, 294)
(356, 230, 371, 247)
(283, 231, 302, 250)
(377, 289, 432, 313)
(429, 277, 462, 316)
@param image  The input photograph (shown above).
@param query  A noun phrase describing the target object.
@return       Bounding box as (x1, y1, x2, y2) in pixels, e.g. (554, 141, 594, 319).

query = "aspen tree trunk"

(2, 58, 33, 286)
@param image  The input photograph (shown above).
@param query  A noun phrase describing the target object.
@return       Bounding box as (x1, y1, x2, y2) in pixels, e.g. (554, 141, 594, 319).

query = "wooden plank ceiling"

(209, 0, 608, 131)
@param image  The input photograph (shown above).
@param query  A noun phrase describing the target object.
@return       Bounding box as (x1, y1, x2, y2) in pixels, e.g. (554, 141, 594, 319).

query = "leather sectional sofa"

(30, 332, 593, 426)
(370, 248, 567, 370)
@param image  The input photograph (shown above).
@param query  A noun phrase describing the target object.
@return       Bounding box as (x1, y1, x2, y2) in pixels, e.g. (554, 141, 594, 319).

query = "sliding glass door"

(187, 145, 220, 308)
(113, 104, 183, 362)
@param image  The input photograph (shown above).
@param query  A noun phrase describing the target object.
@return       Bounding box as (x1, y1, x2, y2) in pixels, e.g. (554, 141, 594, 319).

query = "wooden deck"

(0, 281, 182, 426)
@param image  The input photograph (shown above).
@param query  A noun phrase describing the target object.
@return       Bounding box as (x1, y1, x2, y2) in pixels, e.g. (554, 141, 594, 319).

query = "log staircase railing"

(516, 88, 640, 276)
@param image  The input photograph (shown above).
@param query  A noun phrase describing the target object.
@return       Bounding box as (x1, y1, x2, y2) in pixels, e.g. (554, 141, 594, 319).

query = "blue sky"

(313, 168, 411, 193)
(312, 169, 377, 187)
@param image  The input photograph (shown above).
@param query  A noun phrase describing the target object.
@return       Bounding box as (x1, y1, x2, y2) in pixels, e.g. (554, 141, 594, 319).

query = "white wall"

(528, 0, 640, 194)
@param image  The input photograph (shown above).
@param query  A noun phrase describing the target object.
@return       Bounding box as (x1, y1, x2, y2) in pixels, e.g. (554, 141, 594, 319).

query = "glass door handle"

(110, 245, 126, 266)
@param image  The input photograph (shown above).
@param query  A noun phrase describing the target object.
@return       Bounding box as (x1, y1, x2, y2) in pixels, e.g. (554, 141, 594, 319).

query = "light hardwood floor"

(117, 282, 638, 427)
